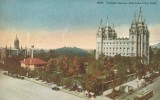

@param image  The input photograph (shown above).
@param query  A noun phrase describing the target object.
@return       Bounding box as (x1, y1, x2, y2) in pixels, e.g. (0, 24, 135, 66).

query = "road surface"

(0, 70, 86, 100)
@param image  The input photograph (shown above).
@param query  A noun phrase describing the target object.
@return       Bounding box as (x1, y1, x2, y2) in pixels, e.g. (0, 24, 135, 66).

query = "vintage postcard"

(0, 0, 160, 100)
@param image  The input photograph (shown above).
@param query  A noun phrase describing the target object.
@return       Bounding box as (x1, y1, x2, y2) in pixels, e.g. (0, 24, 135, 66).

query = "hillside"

(55, 47, 89, 56)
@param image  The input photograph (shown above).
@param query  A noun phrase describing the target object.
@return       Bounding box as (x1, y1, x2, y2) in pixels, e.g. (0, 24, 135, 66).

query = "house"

(20, 58, 47, 70)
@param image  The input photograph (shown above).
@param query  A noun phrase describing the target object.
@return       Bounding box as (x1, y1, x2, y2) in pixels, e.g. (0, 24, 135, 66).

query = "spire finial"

(113, 23, 114, 30)
(144, 18, 147, 28)
(106, 17, 109, 27)
(133, 12, 136, 24)
(139, 7, 143, 22)
(98, 19, 102, 33)
(16, 34, 18, 40)
(99, 19, 102, 28)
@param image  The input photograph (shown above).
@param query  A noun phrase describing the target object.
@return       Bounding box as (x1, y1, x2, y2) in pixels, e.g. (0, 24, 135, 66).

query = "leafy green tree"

(61, 77, 72, 88)
(47, 58, 57, 73)
(85, 74, 101, 93)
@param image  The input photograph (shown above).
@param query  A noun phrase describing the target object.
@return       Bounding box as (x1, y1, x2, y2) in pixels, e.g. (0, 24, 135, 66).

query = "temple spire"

(112, 23, 114, 30)
(106, 17, 109, 27)
(133, 12, 136, 24)
(99, 19, 102, 28)
(144, 19, 148, 29)
(98, 19, 102, 33)
(138, 7, 143, 22)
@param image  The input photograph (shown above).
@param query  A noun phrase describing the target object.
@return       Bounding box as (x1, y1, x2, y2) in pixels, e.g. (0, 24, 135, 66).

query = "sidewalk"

(24, 77, 112, 100)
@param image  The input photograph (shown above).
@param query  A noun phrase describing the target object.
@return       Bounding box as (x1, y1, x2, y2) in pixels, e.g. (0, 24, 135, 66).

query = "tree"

(61, 77, 72, 88)
(47, 58, 57, 73)
(87, 60, 103, 74)
(85, 74, 101, 93)
(117, 63, 127, 86)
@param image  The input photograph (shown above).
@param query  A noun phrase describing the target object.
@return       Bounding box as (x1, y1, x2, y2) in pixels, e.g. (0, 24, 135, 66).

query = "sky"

(0, 0, 160, 49)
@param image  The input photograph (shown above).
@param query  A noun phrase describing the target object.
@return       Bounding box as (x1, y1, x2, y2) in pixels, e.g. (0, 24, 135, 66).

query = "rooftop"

(20, 58, 47, 65)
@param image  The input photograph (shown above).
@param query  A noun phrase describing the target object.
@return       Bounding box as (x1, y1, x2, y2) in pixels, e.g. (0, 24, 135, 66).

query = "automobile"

(17, 75, 21, 79)
(35, 77, 40, 81)
(128, 86, 134, 94)
(69, 84, 77, 91)
(145, 77, 153, 84)
(148, 79, 153, 84)
(21, 76, 24, 80)
(3, 72, 7, 75)
(29, 76, 32, 78)
(69, 86, 77, 91)
(52, 86, 60, 91)
(13, 74, 18, 78)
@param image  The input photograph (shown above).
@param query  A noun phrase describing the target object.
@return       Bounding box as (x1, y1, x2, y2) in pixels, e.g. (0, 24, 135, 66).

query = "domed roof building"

(14, 34, 20, 50)
(0, 34, 30, 64)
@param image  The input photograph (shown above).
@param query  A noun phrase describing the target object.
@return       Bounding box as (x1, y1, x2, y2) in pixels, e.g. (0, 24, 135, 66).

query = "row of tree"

(1, 47, 160, 95)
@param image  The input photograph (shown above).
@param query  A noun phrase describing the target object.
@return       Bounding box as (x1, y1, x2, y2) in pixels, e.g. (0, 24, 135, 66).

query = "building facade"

(0, 34, 31, 64)
(96, 8, 150, 64)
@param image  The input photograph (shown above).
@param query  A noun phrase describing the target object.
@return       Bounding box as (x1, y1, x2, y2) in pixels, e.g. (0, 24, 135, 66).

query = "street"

(119, 76, 160, 100)
(0, 70, 86, 100)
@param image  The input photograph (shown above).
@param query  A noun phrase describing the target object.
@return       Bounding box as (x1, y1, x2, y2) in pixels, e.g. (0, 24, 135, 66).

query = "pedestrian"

(85, 90, 88, 97)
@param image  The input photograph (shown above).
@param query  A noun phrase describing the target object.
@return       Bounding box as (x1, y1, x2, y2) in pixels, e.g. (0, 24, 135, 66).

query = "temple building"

(96, 8, 150, 64)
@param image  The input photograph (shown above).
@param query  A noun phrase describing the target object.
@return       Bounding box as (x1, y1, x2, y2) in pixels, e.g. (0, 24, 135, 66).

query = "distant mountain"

(151, 43, 160, 48)
(55, 47, 89, 56)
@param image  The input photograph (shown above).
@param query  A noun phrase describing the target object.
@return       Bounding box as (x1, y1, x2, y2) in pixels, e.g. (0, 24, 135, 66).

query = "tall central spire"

(138, 7, 143, 22)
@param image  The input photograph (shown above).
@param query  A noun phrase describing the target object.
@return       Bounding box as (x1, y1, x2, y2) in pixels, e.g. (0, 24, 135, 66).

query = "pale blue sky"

(0, 0, 160, 49)
(0, 0, 160, 30)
